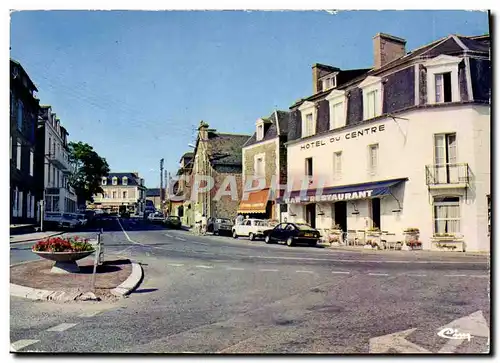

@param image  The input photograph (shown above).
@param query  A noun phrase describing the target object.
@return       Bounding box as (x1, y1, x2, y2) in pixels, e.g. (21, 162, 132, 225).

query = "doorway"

(334, 201, 347, 232)
(371, 198, 381, 229)
(305, 203, 316, 228)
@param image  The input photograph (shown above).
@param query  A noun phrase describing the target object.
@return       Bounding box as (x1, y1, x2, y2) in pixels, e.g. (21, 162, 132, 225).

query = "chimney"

(312, 63, 340, 94)
(373, 33, 407, 69)
(198, 120, 209, 141)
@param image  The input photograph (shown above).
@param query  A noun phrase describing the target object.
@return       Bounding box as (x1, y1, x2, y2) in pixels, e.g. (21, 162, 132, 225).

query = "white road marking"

(296, 270, 314, 274)
(368, 273, 390, 276)
(168, 263, 184, 267)
(331, 271, 350, 274)
(11, 339, 40, 352)
(247, 255, 488, 265)
(116, 218, 145, 246)
(227, 267, 245, 271)
(46, 323, 78, 332)
(78, 311, 103, 318)
(259, 269, 279, 272)
(444, 274, 467, 277)
(195, 265, 213, 269)
(406, 274, 427, 277)
(175, 237, 187, 241)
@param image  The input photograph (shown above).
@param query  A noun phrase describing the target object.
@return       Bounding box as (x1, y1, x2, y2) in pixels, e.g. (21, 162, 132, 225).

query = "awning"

(279, 178, 407, 204)
(238, 189, 270, 214)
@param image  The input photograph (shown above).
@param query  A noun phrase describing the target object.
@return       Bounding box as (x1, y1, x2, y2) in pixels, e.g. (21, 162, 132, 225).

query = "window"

(112, 191, 117, 199)
(48, 137, 52, 156)
(123, 191, 128, 199)
(48, 165, 51, 184)
(29, 151, 34, 176)
(333, 152, 342, 179)
(10, 91, 15, 117)
(27, 192, 31, 218)
(256, 123, 264, 141)
(17, 100, 23, 130)
(434, 133, 457, 183)
(112, 177, 118, 185)
(305, 157, 313, 177)
(18, 191, 23, 217)
(122, 177, 128, 185)
(16, 142, 21, 169)
(435, 73, 452, 103)
(12, 188, 19, 217)
(330, 102, 344, 129)
(359, 76, 383, 120)
(434, 197, 460, 234)
(254, 153, 265, 178)
(52, 168, 56, 186)
(53, 196, 60, 212)
(369, 144, 379, 175)
(102, 177, 107, 185)
(299, 101, 317, 138)
(31, 195, 35, 219)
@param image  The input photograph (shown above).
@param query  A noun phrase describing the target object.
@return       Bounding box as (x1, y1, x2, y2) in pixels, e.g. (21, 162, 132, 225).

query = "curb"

(326, 245, 490, 257)
(10, 231, 65, 245)
(9, 259, 142, 302)
(110, 261, 143, 297)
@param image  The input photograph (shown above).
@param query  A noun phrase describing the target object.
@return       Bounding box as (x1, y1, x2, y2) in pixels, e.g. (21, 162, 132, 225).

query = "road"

(10, 217, 491, 354)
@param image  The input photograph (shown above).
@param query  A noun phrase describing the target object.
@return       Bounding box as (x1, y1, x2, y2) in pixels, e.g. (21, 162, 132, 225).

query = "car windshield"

(295, 223, 316, 231)
(63, 214, 75, 219)
(254, 220, 268, 226)
(168, 216, 180, 221)
(219, 218, 231, 224)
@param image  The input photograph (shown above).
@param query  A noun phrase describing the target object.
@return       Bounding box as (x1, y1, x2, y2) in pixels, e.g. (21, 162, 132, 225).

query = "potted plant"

(328, 224, 343, 246)
(32, 236, 95, 274)
(366, 227, 381, 246)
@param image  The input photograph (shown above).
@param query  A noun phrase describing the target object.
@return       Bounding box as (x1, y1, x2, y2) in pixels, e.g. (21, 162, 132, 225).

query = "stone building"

(170, 152, 194, 226)
(189, 122, 250, 223)
(283, 33, 491, 252)
(89, 172, 147, 214)
(10, 59, 40, 225)
(239, 110, 289, 221)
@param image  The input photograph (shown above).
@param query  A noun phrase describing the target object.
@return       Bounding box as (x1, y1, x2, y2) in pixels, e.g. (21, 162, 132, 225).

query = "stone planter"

(32, 250, 95, 273)
(431, 237, 464, 252)
(328, 230, 344, 245)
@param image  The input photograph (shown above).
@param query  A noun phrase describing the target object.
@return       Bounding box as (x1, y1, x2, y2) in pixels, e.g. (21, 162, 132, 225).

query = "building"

(239, 110, 290, 221)
(35, 106, 77, 217)
(189, 121, 250, 223)
(89, 172, 147, 214)
(10, 59, 40, 225)
(170, 152, 194, 226)
(146, 188, 161, 210)
(283, 33, 490, 252)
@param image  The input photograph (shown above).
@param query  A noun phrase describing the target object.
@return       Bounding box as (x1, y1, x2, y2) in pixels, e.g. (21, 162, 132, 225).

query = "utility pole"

(160, 158, 164, 211)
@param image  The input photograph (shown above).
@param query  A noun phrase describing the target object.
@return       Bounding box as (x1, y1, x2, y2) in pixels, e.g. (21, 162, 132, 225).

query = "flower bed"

(32, 236, 94, 253)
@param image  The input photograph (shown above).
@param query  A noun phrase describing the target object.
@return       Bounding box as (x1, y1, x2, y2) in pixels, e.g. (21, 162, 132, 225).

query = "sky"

(9, 10, 490, 188)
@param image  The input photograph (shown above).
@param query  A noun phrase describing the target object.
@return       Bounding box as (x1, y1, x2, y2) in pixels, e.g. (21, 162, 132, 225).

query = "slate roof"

(179, 152, 194, 162)
(103, 172, 142, 186)
(291, 33, 490, 109)
(205, 132, 251, 167)
(146, 188, 161, 197)
(242, 110, 290, 148)
(10, 59, 38, 92)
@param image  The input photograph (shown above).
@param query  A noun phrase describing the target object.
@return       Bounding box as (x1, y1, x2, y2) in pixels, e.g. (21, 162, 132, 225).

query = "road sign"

(369, 311, 489, 354)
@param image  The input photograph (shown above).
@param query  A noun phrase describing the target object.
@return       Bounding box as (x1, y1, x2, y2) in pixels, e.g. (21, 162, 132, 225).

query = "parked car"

(232, 219, 273, 240)
(43, 212, 64, 229)
(60, 213, 81, 230)
(148, 212, 165, 223)
(263, 222, 321, 247)
(165, 216, 182, 229)
(213, 218, 233, 236)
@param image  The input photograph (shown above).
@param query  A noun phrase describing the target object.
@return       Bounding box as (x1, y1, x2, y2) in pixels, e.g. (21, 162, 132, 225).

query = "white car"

(232, 219, 273, 240)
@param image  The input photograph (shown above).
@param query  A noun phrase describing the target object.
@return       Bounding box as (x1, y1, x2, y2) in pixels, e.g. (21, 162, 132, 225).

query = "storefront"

(237, 188, 274, 220)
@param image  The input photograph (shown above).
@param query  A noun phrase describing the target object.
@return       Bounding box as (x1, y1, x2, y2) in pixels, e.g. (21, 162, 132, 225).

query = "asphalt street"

(10, 217, 491, 354)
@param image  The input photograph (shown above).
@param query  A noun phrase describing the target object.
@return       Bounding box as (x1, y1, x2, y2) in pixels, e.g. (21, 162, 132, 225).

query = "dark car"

(263, 222, 321, 247)
(165, 216, 182, 229)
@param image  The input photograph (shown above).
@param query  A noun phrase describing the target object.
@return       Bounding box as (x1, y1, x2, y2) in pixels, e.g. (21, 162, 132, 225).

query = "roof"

(243, 110, 290, 148)
(291, 33, 490, 109)
(10, 59, 38, 92)
(146, 188, 161, 197)
(104, 172, 141, 186)
(205, 132, 251, 167)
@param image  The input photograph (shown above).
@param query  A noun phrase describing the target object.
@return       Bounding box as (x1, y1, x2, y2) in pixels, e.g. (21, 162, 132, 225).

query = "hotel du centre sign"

(286, 123, 387, 204)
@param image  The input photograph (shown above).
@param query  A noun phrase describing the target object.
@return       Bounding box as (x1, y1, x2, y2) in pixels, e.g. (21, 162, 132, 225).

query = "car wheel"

(214, 230, 218, 236)
(232, 230, 238, 239)
(309, 240, 317, 247)
(286, 237, 294, 247)
(249, 233, 255, 241)
(265, 235, 272, 244)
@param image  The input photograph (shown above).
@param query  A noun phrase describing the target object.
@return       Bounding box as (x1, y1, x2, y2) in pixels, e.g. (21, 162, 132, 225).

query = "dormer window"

(322, 76, 337, 91)
(122, 176, 128, 186)
(325, 90, 346, 130)
(359, 76, 383, 120)
(112, 177, 118, 185)
(298, 101, 317, 138)
(424, 55, 461, 104)
(102, 177, 107, 186)
(256, 119, 265, 141)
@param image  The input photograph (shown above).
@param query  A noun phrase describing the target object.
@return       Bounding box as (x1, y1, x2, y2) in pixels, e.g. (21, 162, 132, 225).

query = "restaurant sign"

(284, 190, 374, 204)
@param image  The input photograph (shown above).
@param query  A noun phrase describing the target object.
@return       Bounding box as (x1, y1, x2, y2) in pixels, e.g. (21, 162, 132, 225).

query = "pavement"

(10, 217, 491, 354)
(10, 231, 64, 244)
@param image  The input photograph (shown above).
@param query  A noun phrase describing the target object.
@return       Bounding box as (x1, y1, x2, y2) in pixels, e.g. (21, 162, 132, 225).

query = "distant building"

(35, 106, 77, 217)
(10, 59, 40, 225)
(146, 188, 161, 211)
(170, 152, 194, 226)
(89, 172, 146, 214)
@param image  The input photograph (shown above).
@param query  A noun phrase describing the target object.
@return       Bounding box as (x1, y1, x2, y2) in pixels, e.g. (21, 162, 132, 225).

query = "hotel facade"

(282, 33, 490, 252)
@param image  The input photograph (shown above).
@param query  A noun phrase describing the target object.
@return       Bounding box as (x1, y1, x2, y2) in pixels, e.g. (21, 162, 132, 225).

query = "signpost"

(90, 229, 104, 292)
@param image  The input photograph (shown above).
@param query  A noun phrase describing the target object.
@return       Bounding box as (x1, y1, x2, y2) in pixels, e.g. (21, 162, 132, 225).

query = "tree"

(68, 141, 110, 206)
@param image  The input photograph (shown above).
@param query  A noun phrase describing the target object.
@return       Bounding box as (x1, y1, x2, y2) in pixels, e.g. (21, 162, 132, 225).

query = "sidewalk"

(10, 231, 65, 244)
